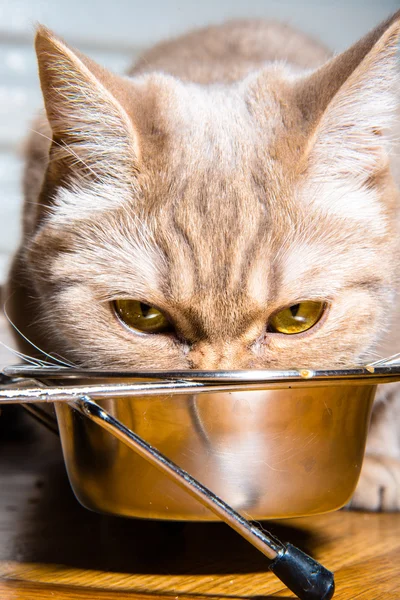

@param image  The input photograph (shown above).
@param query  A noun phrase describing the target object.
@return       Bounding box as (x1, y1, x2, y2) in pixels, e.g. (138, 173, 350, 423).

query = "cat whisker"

(368, 352, 400, 367)
(49, 352, 77, 368)
(3, 297, 77, 368)
(362, 350, 385, 359)
(0, 340, 53, 366)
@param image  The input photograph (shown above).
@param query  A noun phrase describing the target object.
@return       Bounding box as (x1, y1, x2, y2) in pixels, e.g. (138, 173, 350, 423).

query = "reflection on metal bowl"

(54, 377, 376, 521)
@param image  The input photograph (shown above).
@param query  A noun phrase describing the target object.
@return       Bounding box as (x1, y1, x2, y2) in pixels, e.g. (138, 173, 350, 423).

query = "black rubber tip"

(269, 544, 335, 600)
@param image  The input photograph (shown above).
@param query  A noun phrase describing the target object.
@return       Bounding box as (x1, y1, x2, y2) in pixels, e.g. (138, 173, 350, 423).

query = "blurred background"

(0, 0, 398, 284)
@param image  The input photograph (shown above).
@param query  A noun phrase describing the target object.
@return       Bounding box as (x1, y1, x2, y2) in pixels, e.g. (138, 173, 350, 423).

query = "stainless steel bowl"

(27, 366, 399, 522)
(2, 365, 399, 522)
(57, 383, 374, 521)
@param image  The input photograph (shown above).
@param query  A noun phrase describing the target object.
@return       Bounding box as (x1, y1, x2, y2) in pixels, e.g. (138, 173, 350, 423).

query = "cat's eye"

(114, 299, 171, 334)
(268, 301, 325, 335)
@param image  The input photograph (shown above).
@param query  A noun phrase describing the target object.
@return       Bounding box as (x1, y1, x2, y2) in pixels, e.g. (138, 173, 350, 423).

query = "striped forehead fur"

(46, 209, 166, 303)
(50, 180, 133, 222)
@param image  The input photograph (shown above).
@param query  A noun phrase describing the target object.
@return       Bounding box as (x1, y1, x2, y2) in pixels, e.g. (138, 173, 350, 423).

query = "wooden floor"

(0, 407, 399, 600)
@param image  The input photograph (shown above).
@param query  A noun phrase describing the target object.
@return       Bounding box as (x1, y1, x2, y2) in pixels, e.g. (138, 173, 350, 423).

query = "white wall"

(0, 0, 398, 281)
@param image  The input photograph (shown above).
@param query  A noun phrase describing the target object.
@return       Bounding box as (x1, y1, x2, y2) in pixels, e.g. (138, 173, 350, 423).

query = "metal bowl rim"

(4, 364, 400, 384)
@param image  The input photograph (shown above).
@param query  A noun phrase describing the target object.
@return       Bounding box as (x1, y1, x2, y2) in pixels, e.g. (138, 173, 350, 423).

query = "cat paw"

(350, 455, 400, 511)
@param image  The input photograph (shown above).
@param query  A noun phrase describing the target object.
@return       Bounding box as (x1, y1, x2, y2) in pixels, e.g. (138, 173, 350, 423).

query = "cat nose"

(188, 341, 251, 370)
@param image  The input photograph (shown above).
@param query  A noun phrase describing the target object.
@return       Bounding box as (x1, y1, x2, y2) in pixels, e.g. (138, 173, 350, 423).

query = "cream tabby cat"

(5, 12, 400, 511)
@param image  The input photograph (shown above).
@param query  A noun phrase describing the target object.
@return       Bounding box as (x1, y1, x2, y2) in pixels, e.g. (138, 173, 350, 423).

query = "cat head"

(23, 14, 400, 369)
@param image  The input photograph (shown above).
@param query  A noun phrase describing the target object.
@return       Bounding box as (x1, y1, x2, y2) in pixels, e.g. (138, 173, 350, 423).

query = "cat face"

(22, 17, 400, 369)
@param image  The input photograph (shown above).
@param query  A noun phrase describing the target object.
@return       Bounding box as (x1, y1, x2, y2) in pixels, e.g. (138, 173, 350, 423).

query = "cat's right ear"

(35, 25, 139, 182)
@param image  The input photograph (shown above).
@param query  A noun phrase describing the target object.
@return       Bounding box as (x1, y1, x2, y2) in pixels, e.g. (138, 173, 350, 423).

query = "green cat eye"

(114, 299, 171, 334)
(268, 301, 325, 335)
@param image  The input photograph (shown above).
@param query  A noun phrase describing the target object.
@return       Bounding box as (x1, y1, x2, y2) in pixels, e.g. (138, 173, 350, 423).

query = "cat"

(4, 12, 400, 511)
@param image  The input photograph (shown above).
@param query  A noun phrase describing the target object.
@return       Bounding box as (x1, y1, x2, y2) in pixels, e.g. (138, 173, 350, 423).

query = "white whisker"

(3, 296, 76, 368)
(0, 340, 51, 366)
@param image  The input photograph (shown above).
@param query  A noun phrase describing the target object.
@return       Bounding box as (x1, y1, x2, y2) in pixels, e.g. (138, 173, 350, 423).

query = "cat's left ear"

(35, 25, 139, 181)
(296, 11, 400, 182)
